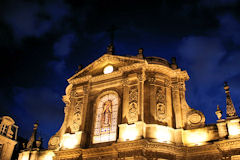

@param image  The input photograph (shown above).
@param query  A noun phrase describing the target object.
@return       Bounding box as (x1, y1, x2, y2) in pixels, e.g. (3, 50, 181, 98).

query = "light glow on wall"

(44, 151, 54, 160)
(228, 123, 240, 137)
(62, 133, 78, 149)
(122, 125, 139, 141)
(186, 131, 208, 146)
(156, 129, 171, 143)
(21, 155, 29, 160)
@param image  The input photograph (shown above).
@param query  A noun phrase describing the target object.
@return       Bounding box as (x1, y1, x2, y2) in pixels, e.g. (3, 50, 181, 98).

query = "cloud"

(48, 60, 66, 75)
(179, 36, 225, 84)
(178, 35, 240, 122)
(12, 87, 64, 143)
(2, 0, 69, 40)
(200, 0, 239, 8)
(53, 33, 76, 57)
(218, 14, 240, 45)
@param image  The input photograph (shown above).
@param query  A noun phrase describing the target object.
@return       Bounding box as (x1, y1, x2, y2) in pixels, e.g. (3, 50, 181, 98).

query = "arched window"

(93, 91, 119, 144)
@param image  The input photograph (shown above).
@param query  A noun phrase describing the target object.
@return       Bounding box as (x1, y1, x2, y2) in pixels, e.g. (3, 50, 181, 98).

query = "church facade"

(18, 48, 240, 160)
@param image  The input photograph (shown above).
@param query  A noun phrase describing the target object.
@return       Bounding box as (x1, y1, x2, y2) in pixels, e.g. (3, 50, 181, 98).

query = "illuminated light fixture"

(103, 65, 114, 74)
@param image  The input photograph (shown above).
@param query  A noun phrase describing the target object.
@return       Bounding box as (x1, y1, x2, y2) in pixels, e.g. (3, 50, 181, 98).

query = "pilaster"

(171, 79, 183, 129)
(216, 120, 228, 139)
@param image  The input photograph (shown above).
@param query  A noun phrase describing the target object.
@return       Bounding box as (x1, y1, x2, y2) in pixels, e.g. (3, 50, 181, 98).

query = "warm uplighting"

(228, 122, 240, 137)
(103, 65, 114, 74)
(44, 152, 54, 160)
(62, 133, 78, 149)
(156, 129, 171, 143)
(21, 155, 29, 160)
(185, 131, 208, 146)
(122, 125, 138, 141)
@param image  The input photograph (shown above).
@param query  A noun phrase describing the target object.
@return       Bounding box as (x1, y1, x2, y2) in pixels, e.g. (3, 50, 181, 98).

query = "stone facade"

(0, 116, 18, 160)
(18, 53, 240, 160)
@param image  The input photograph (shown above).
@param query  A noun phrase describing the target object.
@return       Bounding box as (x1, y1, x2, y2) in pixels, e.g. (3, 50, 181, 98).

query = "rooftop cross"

(106, 25, 118, 54)
(107, 25, 117, 45)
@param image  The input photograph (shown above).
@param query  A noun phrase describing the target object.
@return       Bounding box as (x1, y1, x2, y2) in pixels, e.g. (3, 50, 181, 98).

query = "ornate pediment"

(68, 54, 145, 83)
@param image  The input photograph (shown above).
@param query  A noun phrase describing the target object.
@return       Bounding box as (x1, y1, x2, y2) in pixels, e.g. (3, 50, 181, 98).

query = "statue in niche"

(101, 100, 112, 128)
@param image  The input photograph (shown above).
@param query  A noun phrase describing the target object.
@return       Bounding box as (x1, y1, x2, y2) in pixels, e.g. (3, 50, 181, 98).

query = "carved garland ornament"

(156, 86, 166, 121)
(128, 86, 138, 123)
(71, 98, 83, 132)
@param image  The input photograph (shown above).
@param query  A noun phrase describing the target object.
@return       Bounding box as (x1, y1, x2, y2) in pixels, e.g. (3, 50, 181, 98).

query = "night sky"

(1, 0, 240, 147)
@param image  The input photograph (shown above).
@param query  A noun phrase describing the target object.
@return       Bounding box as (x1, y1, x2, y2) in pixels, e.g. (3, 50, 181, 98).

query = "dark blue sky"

(1, 0, 240, 147)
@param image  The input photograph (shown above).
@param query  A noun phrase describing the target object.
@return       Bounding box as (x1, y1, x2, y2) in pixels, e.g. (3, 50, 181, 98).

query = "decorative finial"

(26, 121, 39, 149)
(170, 57, 178, 69)
(107, 43, 114, 54)
(215, 105, 222, 120)
(136, 48, 144, 58)
(75, 64, 83, 73)
(224, 82, 238, 119)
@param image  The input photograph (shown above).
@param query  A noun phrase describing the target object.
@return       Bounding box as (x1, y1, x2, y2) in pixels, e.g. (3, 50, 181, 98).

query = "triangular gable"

(68, 54, 145, 82)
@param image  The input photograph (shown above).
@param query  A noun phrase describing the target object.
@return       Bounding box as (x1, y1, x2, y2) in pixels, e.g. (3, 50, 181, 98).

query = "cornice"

(68, 61, 190, 85)
(54, 148, 82, 157)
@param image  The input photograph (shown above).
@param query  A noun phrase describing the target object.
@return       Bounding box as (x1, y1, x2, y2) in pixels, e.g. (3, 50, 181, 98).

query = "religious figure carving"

(156, 87, 166, 121)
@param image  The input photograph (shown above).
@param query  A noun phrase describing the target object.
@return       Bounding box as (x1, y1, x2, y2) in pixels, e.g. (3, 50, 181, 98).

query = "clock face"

(103, 65, 114, 74)
(93, 92, 119, 144)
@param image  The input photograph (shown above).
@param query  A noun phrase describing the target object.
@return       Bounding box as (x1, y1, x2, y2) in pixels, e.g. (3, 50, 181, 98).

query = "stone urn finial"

(36, 137, 42, 148)
(170, 57, 178, 69)
(215, 105, 222, 120)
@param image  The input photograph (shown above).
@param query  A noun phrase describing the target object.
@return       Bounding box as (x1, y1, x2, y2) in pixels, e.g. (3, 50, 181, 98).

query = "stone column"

(137, 72, 145, 121)
(165, 79, 173, 127)
(149, 76, 156, 123)
(122, 77, 129, 123)
(79, 84, 90, 147)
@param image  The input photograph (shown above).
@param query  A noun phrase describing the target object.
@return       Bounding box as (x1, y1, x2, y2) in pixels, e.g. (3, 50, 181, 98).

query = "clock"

(103, 65, 114, 74)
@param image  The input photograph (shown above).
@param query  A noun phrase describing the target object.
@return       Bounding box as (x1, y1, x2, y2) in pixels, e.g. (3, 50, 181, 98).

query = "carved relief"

(71, 98, 83, 132)
(156, 87, 166, 121)
(128, 86, 138, 123)
(186, 109, 205, 129)
(164, 79, 170, 87)
(49, 136, 60, 147)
